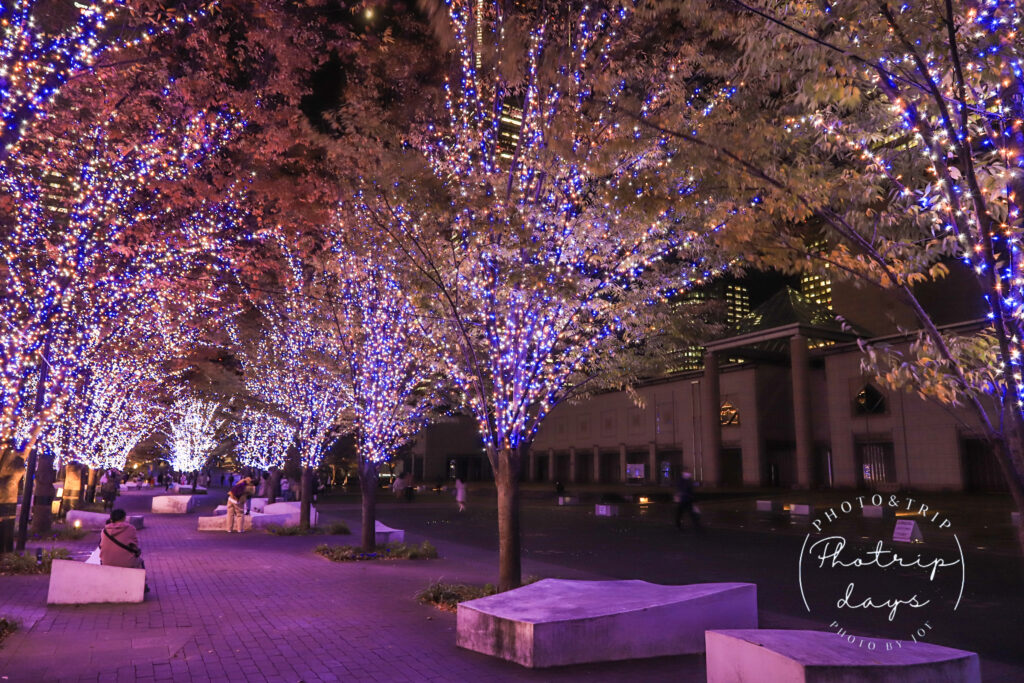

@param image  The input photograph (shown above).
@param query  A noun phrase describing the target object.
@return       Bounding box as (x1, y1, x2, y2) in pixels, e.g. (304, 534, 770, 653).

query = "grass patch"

(325, 521, 350, 535)
(0, 548, 71, 575)
(265, 525, 323, 536)
(315, 541, 438, 562)
(51, 524, 88, 541)
(417, 575, 545, 612)
(0, 617, 16, 648)
(266, 521, 351, 536)
(416, 581, 497, 612)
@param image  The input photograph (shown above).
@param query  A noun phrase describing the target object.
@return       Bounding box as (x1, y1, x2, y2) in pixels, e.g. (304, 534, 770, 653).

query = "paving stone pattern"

(0, 491, 700, 682)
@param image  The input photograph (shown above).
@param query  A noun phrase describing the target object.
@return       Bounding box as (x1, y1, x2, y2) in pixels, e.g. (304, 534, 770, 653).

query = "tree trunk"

(494, 447, 522, 592)
(63, 464, 84, 513)
(15, 445, 38, 551)
(85, 467, 98, 504)
(0, 455, 26, 553)
(267, 469, 280, 505)
(359, 459, 379, 552)
(299, 466, 313, 530)
(30, 451, 56, 535)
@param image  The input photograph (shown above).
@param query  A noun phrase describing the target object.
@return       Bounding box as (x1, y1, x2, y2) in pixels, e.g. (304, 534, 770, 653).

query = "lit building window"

(720, 401, 740, 426)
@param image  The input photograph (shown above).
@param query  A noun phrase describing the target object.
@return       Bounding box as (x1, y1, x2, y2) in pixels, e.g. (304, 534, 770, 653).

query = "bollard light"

(638, 497, 650, 504)
(73, 519, 82, 529)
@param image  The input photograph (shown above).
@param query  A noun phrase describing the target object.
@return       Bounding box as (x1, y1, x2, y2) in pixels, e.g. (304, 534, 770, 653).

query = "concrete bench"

(594, 504, 619, 517)
(250, 497, 268, 513)
(755, 500, 778, 512)
(557, 495, 578, 506)
(457, 579, 757, 668)
(46, 559, 146, 604)
(151, 495, 196, 514)
(705, 629, 979, 683)
(261, 502, 318, 526)
(66, 510, 110, 530)
(375, 521, 405, 545)
(789, 504, 812, 517)
(171, 484, 207, 494)
(198, 515, 253, 532)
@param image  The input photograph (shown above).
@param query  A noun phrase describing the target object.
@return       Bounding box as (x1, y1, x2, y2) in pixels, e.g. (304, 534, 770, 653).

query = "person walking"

(99, 474, 119, 512)
(454, 478, 467, 513)
(226, 476, 252, 533)
(280, 476, 291, 502)
(674, 468, 702, 531)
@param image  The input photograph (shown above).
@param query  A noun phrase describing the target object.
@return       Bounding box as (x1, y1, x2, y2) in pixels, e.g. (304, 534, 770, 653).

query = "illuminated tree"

(231, 256, 348, 529)
(635, 0, 1024, 547)
(233, 408, 294, 474)
(45, 356, 162, 512)
(324, 248, 435, 550)
(167, 397, 224, 483)
(356, 1, 727, 590)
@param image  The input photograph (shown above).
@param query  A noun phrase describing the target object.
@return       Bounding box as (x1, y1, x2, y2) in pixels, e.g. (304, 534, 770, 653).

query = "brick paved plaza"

(1, 486, 1022, 682)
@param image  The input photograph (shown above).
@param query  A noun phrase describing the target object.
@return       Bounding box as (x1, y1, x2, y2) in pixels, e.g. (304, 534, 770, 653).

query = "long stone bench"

(261, 501, 318, 526)
(151, 495, 196, 514)
(171, 484, 207, 494)
(457, 579, 757, 668)
(47, 559, 146, 604)
(705, 629, 980, 683)
(375, 521, 404, 545)
(198, 515, 253, 532)
(66, 510, 110, 530)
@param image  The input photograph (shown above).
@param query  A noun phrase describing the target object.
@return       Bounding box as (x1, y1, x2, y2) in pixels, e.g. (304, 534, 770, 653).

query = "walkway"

(0, 489, 701, 682)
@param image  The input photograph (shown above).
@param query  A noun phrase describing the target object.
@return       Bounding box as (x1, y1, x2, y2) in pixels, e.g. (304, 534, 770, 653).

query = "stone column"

(593, 446, 601, 483)
(648, 443, 658, 483)
(548, 448, 556, 483)
(791, 334, 814, 488)
(528, 449, 536, 482)
(700, 351, 722, 485)
(619, 444, 627, 483)
(569, 448, 577, 484)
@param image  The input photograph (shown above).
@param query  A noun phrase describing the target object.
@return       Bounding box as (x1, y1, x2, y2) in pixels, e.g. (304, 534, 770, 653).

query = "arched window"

(854, 384, 886, 415)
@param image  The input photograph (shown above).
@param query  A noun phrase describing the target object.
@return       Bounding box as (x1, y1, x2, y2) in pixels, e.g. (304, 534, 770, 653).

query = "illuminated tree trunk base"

(85, 467, 98, 505)
(300, 466, 313, 530)
(0, 456, 24, 553)
(267, 469, 280, 505)
(30, 453, 56, 535)
(495, 447, 522, 593)
(63, 464, 85, 513)
(358, 460, 379, 552)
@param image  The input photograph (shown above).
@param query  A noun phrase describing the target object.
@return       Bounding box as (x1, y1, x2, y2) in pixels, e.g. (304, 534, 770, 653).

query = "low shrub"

(416, 581, 497, 612)
(0, 548, 71, 575)
(326, 521, 351, 535)
(265, 525, 323, 536)
(315, 541, 438, 562)
(52, 524, 88, 541)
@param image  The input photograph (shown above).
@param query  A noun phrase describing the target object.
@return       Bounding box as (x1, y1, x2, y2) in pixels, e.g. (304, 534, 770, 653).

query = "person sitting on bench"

(100, 509, 142, 568)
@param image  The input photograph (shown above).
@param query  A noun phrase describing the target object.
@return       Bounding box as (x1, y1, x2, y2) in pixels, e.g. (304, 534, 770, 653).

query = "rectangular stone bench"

(199, 515, 253, 532)
(457, 579, 757, 667)
(755, 500, 778, 512)
(789, 504, 812, 517)
(557, 495, 578, 506)
(66, 510, 110, 530)
(595, 504, 619, 517)
(47, 559, 146, 604)
(152, 495, 196, 514)
(250, 497, 268, 513)
(375, 521, 405, 545)
(260, 501, 318, 526)
(705, 629, 979, 682)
